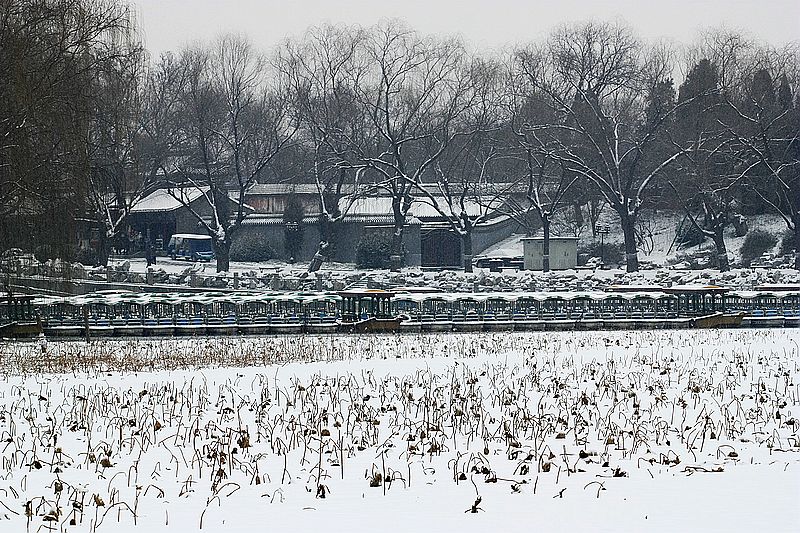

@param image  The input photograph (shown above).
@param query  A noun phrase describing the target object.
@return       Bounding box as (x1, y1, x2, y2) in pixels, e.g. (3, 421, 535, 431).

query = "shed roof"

(521, 236, 579, 241)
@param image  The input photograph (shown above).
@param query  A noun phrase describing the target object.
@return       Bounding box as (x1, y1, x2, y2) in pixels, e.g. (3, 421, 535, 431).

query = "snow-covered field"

(1, 331, 798, 532)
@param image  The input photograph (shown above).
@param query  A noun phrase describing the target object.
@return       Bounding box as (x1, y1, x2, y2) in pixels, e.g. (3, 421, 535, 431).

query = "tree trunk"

(589, 200, 603, 237)
(794, 224, 800, 271)
(307, 240, 330, 273)
(572, 203, 584, 228)
(214, 239, 230, 273)
(541, 216, 551, 273)
(97, 232, 110, 267)
(390, 224, 404, 271)
(462, 232, 473, 273)
(620, 213, 639, 273)
(319, 216, 339, 258)
(711, 230, 730, 272)
(390, 198, 406, 271)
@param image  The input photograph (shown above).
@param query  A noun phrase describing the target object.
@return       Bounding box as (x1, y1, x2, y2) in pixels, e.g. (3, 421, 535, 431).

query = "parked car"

(167, 234, 215, 262)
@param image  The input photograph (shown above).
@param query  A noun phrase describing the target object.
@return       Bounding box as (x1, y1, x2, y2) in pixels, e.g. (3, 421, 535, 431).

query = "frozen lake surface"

(0, 330, 798, 532)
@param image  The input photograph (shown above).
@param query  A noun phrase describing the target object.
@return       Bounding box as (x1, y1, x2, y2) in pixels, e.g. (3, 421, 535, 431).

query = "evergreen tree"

(674, 58, 736, 270)
(746, 69, 777, 114)
(677, 59, 720, 136)
(283, 193, 305, 262)
(777, 74, 793, 111)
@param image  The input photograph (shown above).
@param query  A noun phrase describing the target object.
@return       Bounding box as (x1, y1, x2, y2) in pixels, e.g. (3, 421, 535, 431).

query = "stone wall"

(234, 220, 424, 266)
(472, 217, 522, 255)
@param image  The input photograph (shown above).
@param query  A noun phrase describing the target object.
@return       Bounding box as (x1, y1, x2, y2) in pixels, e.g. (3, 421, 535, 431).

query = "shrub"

(33, 245, 58, 263)
(676, 222, 706, 248)
(740, 229, 777, 266)
(779, 230, 797, 257)
(74, 246, 98, 266)
(230, 233, 276, 262)
(356, 232, 392, 268)
(577, 241, 624, 266)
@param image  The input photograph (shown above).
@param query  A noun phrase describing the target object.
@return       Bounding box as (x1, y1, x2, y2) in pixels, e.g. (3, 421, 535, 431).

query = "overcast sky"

(134, 0, 799, 58)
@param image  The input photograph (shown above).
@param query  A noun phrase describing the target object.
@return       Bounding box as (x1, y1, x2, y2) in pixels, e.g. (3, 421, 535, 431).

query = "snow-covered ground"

(0, 330, 798, 532)
(479, 211, 791, 268)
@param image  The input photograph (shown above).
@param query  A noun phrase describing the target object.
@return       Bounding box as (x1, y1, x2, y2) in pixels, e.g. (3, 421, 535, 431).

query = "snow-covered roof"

(663, 285, 729, 294)
(242, 214, 320, 226)
(133, 187, 255, 215)
(342, 197, 491, 219)
(246, 183, 354, 196)
(247, 183, 317, 195)
(522, 236, 579, 241)
(131, 188, 207, 213)
(241, 213, 422, 226)
(170, 234, 212, 240)
(342, 214, 421, 225)
(34, 289, 684, 308)
(729, 290, 800, 299)
(392, 290, 677, 303)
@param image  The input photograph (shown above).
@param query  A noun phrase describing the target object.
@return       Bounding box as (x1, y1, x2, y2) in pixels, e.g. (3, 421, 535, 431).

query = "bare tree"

(668, 57, 738, 271)
(672, 186, 738, 270)
(139, 53, 192, 185)
(504, 62, 579, 272)
(281, 21, 486, 271)
(86, 17, 147, 265)
(160, 35, 297, 272)
(514, 22, 692, 272)
(684, 30, 800, 268)
(0, 0, 141, 257)
(354, 21, 481, 269)
(412, 134, 511, 272)
(718, 45, 800, 268)
(277, 24, 378, 272)
(407, 57, 508, 272)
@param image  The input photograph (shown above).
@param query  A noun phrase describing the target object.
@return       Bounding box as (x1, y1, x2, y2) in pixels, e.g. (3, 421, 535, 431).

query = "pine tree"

(674, 59, 735, 271)
(777, 74, 793, 111)
(748, 69, 776, 110)
(283, 193, 305, 262)
(677, 59, 720, 136)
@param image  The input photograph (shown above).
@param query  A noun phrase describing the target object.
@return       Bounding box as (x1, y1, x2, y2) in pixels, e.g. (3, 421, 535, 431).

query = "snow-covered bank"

(370, 264, 800, 292)
(0, 330, 798, 532)
(99, 256, 800, 293)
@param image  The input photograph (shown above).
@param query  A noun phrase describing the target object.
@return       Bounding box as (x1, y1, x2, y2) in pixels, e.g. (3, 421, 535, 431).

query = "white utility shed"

(522, 236, 578, 270)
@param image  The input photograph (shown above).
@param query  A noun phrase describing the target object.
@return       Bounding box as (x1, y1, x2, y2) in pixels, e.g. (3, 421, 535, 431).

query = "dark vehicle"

(167, 234, 214, 262)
